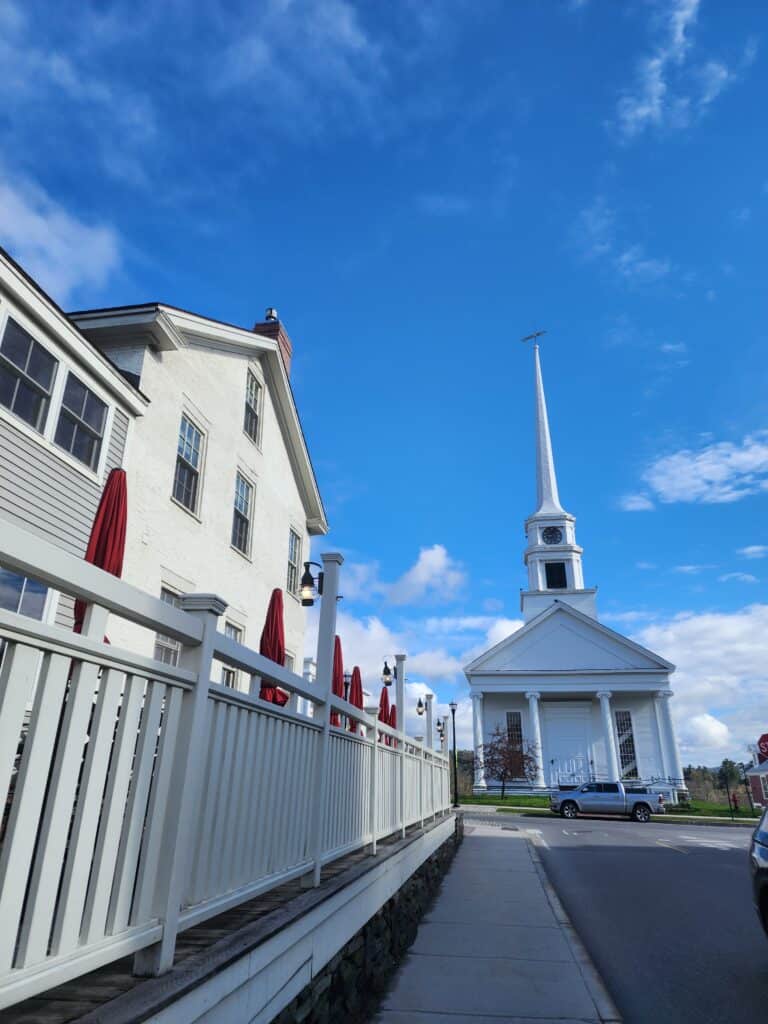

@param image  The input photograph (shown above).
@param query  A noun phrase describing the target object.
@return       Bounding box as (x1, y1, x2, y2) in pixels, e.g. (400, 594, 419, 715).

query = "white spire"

(533, 344, 565, 515)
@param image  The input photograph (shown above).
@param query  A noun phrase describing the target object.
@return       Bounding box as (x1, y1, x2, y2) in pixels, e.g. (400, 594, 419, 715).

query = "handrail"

(0, 517, 202, 643)
(212, 631, 325, 703)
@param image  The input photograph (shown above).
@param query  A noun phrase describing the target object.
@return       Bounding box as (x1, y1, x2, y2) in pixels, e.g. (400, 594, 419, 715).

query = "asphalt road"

(524, 815, 766, 1024)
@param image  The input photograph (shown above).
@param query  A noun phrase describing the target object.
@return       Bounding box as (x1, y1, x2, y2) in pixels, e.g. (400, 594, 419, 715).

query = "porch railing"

(0, 519, 451, 1010)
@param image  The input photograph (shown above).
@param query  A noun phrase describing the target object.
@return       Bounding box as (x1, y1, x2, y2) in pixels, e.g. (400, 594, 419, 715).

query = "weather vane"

(521, 330, 547, 344)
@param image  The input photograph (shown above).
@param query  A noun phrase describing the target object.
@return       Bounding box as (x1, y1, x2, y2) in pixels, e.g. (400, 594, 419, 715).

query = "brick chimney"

(253, 308, 293, 376)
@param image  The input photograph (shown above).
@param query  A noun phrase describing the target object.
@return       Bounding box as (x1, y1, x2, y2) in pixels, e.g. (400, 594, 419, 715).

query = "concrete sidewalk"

(374, 823, 620, 1023)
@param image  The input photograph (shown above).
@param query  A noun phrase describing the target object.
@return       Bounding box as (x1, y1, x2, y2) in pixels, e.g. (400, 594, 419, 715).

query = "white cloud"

(660, 342, 687, 353)
(614, 0, 751, 141)
(602, 610, 658, 624)
(619, 493, 655, 511)
(388, 544, 466, 606)
(738, 545, 768, 559)
(639, 431, 768, 504)
(636, 603, 768, 762)
(732, 206, 752, 224)
(636, 561, 657, 570)
(574, 197, 672, 286)
(718, 572, 758, 584)
(673, 564, 715, 574)
(0, 174, 120, 302)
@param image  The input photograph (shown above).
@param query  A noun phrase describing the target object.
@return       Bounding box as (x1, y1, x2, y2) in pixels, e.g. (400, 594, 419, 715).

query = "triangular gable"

(464, 601, 673, 674)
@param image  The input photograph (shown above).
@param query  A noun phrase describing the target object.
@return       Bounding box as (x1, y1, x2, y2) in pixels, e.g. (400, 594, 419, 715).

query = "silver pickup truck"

(550, 782, 665, 822)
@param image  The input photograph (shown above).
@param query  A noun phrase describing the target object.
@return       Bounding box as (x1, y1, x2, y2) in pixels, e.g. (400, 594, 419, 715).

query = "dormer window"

(545, 562, 567, 589)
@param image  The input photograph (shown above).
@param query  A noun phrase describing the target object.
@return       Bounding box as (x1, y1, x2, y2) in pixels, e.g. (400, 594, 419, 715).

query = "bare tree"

(481, 726, 540, 798)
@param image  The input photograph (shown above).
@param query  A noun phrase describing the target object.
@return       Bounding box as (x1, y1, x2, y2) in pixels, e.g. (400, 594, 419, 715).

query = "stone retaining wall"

(273, 816, 464, 1024)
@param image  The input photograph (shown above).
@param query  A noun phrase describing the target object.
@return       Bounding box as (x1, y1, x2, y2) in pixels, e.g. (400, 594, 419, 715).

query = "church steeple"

(521, 343, 597, 622)
(533, 344, 565, 516)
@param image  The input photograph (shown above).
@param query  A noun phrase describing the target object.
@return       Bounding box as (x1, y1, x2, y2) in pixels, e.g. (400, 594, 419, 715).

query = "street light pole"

(449, 701, 459, 808)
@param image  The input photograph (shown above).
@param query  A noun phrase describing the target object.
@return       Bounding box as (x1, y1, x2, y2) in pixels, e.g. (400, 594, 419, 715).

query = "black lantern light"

(416, 697, 425, 716)
(381, 660, 393, 686)
(300, 561, 324, 607)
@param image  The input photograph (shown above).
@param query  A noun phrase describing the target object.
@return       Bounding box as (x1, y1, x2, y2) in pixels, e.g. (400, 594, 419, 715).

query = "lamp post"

(449, 700, 459, 808)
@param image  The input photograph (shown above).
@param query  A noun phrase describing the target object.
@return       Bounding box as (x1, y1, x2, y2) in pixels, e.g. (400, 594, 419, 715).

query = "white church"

(465, 344, 686, 798)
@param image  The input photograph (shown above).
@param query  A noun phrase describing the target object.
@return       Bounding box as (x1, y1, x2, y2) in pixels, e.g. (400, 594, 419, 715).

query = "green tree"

(717, 759, 740, 790)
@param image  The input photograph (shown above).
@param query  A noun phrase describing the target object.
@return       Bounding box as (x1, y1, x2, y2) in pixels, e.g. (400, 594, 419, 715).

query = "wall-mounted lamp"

(416, 697, 425, 716)
(300, 561, 324, 607)
(381, 659, 397, 687)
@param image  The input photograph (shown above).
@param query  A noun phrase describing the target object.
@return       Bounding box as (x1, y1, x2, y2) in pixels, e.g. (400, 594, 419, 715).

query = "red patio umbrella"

(348, 665, 364, 734)
(330, 634, 344, 726)
(73, 467, 127, 638)
(258, 588, 289, 706)
(378, 686, 390, 745)
(388, 703, 398, 749)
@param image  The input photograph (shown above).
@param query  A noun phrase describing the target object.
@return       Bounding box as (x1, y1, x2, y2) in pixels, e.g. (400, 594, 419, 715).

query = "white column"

(440, 716, 448, 753)
(597, 691, 620, 781)
(525, 691, 547, 789)
(471, 692, 487, 790)
(655, 690, 684, 788)
(425, 693, 434, 750)
(652, 691, 670, 780)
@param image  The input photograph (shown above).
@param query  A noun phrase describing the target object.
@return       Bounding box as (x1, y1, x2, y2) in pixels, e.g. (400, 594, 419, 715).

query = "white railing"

(0, 520, 451, 1010)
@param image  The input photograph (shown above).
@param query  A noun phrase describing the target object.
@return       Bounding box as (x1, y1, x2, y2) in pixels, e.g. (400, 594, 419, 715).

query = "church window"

(506, 711, 524, 778)
(615, 710, 639, 779)
(544, 561, 567, 589)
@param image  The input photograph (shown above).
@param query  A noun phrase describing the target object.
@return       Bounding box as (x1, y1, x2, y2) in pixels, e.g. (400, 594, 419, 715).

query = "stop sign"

(758, 734, 768, 763)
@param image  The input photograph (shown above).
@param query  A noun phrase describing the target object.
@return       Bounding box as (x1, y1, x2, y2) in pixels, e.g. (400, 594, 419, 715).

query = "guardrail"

(0, 520, 451, 1010)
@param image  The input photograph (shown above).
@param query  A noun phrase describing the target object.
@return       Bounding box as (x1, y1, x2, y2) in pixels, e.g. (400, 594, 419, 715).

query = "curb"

(526, 834, 623, 1024)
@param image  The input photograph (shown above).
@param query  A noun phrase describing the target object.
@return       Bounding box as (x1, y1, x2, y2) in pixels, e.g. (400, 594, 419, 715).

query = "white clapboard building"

(465, 345, 685, 797)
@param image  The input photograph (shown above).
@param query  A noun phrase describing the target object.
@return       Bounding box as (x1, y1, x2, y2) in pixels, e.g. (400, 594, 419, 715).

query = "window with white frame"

(0, 317, 58, 432)
(506, 711, 523, 747)
(153, 587, 182, 666)
(244, 370, 262, 444)
(173, 414, 203, 513)
(0, 567, 47, 619)
(287, 528, 301, 595)
(231, 472, 253, 555)
(54, 372, 108, 470)
(615, 710, 639, 779)
(221, 621, 243, 687)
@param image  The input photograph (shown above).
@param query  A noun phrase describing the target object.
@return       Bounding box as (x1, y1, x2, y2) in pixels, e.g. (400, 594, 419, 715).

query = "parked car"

(749, 807, 768, 936)
(550, 781, 666, 822)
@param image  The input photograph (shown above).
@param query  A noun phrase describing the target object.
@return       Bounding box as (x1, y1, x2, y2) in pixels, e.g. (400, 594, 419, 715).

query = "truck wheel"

(632, 803, 651, 823)
(560, 801, 578, 819)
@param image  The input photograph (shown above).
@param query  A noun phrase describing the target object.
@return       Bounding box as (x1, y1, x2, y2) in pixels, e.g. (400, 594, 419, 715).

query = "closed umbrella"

(258, 588, 289, 706)
(348, 665, 364, 734)
(73, 467, 127, 639)
(378, 686, 390, 745)
(388, 703, 397, 749)
(330, 634, 344, 726)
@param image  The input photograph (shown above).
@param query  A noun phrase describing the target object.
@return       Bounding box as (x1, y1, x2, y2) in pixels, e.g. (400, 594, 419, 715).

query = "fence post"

(369, 725, 378, 855)
(395, 653, 406, 837)
(133, 593, 226, 977)
(425, 694, 434, 817)
(307, 553, 343, 887)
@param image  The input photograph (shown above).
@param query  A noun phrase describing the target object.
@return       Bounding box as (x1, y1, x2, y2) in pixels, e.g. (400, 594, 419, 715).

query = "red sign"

(758, 734, 768, 764)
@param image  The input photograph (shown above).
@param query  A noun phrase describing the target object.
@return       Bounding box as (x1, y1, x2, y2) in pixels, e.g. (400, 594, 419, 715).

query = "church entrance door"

(541, 701, 592, 787)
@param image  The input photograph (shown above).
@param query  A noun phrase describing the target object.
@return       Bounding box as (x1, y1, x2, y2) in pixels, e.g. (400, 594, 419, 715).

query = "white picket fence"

(0, 520, 451, 1010)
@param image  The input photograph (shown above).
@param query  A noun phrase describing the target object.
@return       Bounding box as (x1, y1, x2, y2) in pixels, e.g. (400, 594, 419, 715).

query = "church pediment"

(464, 602, 673, 674)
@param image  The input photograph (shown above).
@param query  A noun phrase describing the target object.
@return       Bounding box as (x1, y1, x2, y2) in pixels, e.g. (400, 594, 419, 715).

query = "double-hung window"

(221, 621, 243, 687)
(173, 414, 203, 513)
(287, 528, 301, 595)
(54, 372, 108, 470)
(244, 370, 261, 444)
(231, 472, 253, 555)
(0, 317, 58, 432)
(0, 567, 47, 619)
(153, 588, 182, 666)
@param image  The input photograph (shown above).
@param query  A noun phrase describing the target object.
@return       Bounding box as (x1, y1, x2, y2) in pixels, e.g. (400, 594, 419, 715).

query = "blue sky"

(1, 0, 766, 762)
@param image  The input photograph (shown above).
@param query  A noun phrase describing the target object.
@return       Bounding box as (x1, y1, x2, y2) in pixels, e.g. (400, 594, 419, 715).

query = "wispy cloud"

(659, 342, 687, 353)
(719, 572, 758, 584)
(574, 196, 672, 285)
(673, 564, 716, 574)
(338, 544, 466, 608)
(614, 0, 755, 141)
(416, 193, 472, 216)
(619, 493, 655, 511)
(0, 173, 120, 302)
(638, 431, 768, 504)
(738, 545, 768, 559)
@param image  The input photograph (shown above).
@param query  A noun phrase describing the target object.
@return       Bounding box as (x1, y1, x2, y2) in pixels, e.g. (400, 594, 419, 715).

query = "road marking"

(678, 834, 739, 851)
(655, 839, 688, 854)
(525, 828, 549, 849)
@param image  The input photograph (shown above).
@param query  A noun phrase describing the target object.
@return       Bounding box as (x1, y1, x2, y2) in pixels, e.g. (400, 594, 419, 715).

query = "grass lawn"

(459, 794, 551, 808)
(665, 799, 759, 819)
